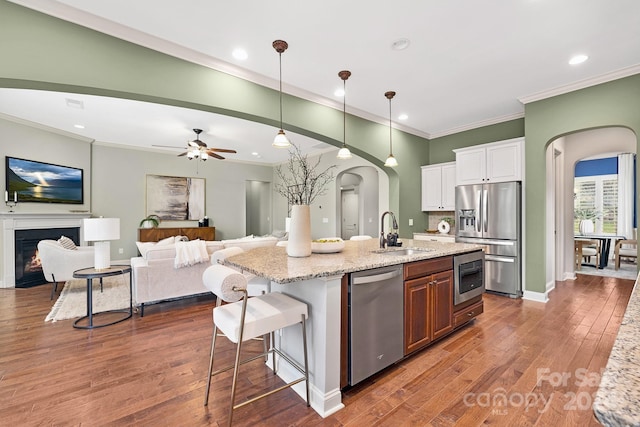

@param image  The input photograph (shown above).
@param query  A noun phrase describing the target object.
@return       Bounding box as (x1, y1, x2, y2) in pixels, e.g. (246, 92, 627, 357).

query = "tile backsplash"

(427, 211, 455, 233)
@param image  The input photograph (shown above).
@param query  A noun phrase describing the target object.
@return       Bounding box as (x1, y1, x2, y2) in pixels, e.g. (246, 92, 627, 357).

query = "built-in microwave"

(453, 250, 485, 305)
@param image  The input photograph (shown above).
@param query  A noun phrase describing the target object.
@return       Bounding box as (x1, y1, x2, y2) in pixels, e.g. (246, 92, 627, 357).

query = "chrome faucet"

(380, 211, 399, 248)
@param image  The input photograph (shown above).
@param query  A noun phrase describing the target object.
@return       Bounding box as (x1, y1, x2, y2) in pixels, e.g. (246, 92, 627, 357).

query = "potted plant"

(274, 143, 336, 257)
(575, 208, 601, 235)
(139, 214, 161, 229)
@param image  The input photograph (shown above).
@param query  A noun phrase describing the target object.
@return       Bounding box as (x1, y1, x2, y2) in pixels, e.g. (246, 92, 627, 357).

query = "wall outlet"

(322, 217, 329, 223)
(118, 248, 124, 254)
(409, 218, 414, 226)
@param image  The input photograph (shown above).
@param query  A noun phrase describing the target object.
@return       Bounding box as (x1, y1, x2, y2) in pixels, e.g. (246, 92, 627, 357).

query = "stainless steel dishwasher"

(349, 264, 404, 386)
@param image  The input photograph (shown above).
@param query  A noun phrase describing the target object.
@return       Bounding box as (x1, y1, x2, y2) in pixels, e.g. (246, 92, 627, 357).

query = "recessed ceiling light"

(232, 48, 248, 60)
(334, 88, 345, 97)
(398, 114, 408, 121)
(391, 38, 411, 51)
(569, 54, 588, 65)
(74, 124, 85, 129)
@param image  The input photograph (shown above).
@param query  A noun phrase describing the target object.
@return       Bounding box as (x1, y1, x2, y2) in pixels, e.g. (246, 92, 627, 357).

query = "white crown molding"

(429, 112, 525, 139)
(0, 112, 94, 142)
(518, 64, 640, 105)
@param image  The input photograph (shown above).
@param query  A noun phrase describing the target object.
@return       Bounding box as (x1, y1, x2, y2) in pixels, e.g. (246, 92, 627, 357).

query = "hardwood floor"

(0, 274, 634, 426)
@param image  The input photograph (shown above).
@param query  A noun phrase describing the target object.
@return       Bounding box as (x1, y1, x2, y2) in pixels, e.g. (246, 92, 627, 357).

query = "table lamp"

(83, 218, 120, 270)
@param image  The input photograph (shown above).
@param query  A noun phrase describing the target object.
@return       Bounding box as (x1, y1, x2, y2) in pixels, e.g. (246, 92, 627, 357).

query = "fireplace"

(1, 213, 90, 288)
(14, 227, 80, 288)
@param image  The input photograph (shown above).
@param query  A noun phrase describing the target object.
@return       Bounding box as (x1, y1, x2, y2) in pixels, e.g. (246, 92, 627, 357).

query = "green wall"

(524, 74, 640, 293)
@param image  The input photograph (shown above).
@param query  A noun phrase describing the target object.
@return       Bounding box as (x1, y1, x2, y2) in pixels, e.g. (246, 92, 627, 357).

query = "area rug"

(45, 274, 131, 322)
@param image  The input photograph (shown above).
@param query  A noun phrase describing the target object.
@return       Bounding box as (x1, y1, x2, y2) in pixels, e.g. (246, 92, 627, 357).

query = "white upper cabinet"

(454, 137, 524, 185)
(421, 162, 456, 211)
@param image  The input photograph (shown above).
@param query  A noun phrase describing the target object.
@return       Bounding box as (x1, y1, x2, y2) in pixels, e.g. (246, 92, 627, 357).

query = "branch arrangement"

(274, 143, 336, 206)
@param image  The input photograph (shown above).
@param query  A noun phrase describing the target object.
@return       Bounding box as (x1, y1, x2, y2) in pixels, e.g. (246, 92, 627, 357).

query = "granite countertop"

(225, 238, 481, 284)
(593, 273, 640, 426)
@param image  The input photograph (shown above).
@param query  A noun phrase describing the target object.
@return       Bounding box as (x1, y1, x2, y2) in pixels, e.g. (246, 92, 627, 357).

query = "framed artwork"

(146, 174, 205, 220)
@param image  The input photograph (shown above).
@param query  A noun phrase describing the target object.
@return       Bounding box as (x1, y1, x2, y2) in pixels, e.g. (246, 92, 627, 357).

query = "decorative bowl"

(311, 238, 345, 253)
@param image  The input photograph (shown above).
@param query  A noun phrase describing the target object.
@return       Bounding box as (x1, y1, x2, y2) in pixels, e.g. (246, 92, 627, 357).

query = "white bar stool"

(202, 264, 309, 426)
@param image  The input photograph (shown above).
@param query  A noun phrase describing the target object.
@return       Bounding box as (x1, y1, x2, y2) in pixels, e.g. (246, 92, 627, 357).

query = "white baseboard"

(522, 290, 549, 303)
(546, 280, 556, 293)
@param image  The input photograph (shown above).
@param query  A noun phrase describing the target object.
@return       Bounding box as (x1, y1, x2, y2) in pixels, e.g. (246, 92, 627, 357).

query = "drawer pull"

(467, 311, 475, 317)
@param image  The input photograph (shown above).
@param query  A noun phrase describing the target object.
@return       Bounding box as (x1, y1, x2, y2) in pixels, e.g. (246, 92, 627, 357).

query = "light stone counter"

(225, 238, 481, 284)
(224, 238, 481, 418)
(593, 273, 640, 426)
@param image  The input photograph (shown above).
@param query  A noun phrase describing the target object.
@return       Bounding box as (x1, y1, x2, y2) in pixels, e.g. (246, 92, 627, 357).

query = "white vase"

(287, 204, 312, 257)
(579, 219, 594, 234)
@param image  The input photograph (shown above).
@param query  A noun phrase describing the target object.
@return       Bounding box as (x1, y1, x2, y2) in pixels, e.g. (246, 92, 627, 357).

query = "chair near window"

(574, 238, 601, 270)
(614, 229, 637, 270)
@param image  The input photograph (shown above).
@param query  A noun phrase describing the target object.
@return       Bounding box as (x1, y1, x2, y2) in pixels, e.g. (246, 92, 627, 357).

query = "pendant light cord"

(343, 79, 346, 147)
(279, 52, 283, 130)
(388, 97, 393, 155)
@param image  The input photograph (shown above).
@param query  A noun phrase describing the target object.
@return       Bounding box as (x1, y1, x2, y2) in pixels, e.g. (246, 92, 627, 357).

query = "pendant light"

(336, 70, 353, 159)
(272, 40, 291, 148)
(384, 91, 398, 167)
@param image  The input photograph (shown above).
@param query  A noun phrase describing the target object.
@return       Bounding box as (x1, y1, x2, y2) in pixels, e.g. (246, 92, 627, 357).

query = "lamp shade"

(83, 218, 120, 242)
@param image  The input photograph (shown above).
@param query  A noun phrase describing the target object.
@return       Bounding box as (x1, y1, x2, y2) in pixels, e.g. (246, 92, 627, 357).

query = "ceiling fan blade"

(208, 148, 237, 153)
(193, 139, 207, 148)
(209, 153, 225, 160)
(177, 152, 188, 157)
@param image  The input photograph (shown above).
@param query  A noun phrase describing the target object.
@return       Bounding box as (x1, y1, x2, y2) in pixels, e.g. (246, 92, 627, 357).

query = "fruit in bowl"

(311, 238, 345, 253)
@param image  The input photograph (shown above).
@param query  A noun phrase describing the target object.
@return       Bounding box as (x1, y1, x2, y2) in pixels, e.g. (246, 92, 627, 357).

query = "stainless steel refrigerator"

(455, 181, 522, 297)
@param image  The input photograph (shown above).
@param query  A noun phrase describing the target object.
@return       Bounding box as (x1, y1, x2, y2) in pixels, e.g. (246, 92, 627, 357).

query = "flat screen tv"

(6, 156, 84, 204)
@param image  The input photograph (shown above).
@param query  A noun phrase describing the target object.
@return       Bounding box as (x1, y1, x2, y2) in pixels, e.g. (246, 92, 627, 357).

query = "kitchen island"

(225, 238, 482, 417)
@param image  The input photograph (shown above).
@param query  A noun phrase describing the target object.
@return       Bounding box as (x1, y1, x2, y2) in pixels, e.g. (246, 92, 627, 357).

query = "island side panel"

(271, 275, 345, 418)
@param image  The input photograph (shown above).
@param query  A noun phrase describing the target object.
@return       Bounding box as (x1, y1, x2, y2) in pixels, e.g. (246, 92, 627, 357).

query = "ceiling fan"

(153, 129, 237, 160)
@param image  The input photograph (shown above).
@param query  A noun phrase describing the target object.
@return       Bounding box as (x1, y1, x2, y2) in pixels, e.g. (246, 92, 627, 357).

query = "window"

(574, 174, 618, 234)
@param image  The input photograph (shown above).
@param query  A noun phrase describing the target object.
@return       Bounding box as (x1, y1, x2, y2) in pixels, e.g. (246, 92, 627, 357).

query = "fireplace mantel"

(1, 212, 92, 288)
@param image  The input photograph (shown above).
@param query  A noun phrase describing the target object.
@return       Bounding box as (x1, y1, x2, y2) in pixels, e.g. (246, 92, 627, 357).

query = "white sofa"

(131, 236, 278, 315)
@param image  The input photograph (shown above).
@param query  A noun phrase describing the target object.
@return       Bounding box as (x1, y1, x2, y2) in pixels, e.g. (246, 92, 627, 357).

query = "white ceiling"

(2, 0, 640, 164)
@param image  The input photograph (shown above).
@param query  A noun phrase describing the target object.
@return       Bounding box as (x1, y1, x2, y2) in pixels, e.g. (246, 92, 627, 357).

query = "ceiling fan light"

(201, 152, 208, 161)
(273, 129, 291, 148)
(384, 153, 398, 167)
(337, 146, 352, 159)
(187, 151, 195, 159)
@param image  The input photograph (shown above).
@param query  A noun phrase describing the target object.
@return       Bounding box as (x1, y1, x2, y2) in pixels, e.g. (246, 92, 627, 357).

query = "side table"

(72, 265, 132, 329)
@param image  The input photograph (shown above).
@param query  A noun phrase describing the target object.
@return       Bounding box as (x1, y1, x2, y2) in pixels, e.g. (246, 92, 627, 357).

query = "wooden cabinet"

(454, 137, 523, 185)
(421, 162, 456, 211)
(404, 257, 454, 355)
(138, 226, 215, 242)
(453, 299, 484, 328)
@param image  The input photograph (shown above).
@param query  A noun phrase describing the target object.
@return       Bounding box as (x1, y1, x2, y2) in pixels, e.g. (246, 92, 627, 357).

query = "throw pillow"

(157, 236, 176, 245)
(136, 241, 155, 258)
(58, 235, 77, 250)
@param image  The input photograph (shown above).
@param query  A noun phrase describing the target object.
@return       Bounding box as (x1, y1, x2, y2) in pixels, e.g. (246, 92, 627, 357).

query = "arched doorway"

(336, 166, 381, 239)
(546, 127, 637, 288)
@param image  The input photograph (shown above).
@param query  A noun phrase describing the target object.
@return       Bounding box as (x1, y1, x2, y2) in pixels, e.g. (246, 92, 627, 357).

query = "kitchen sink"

(372, 247, 434, 256)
